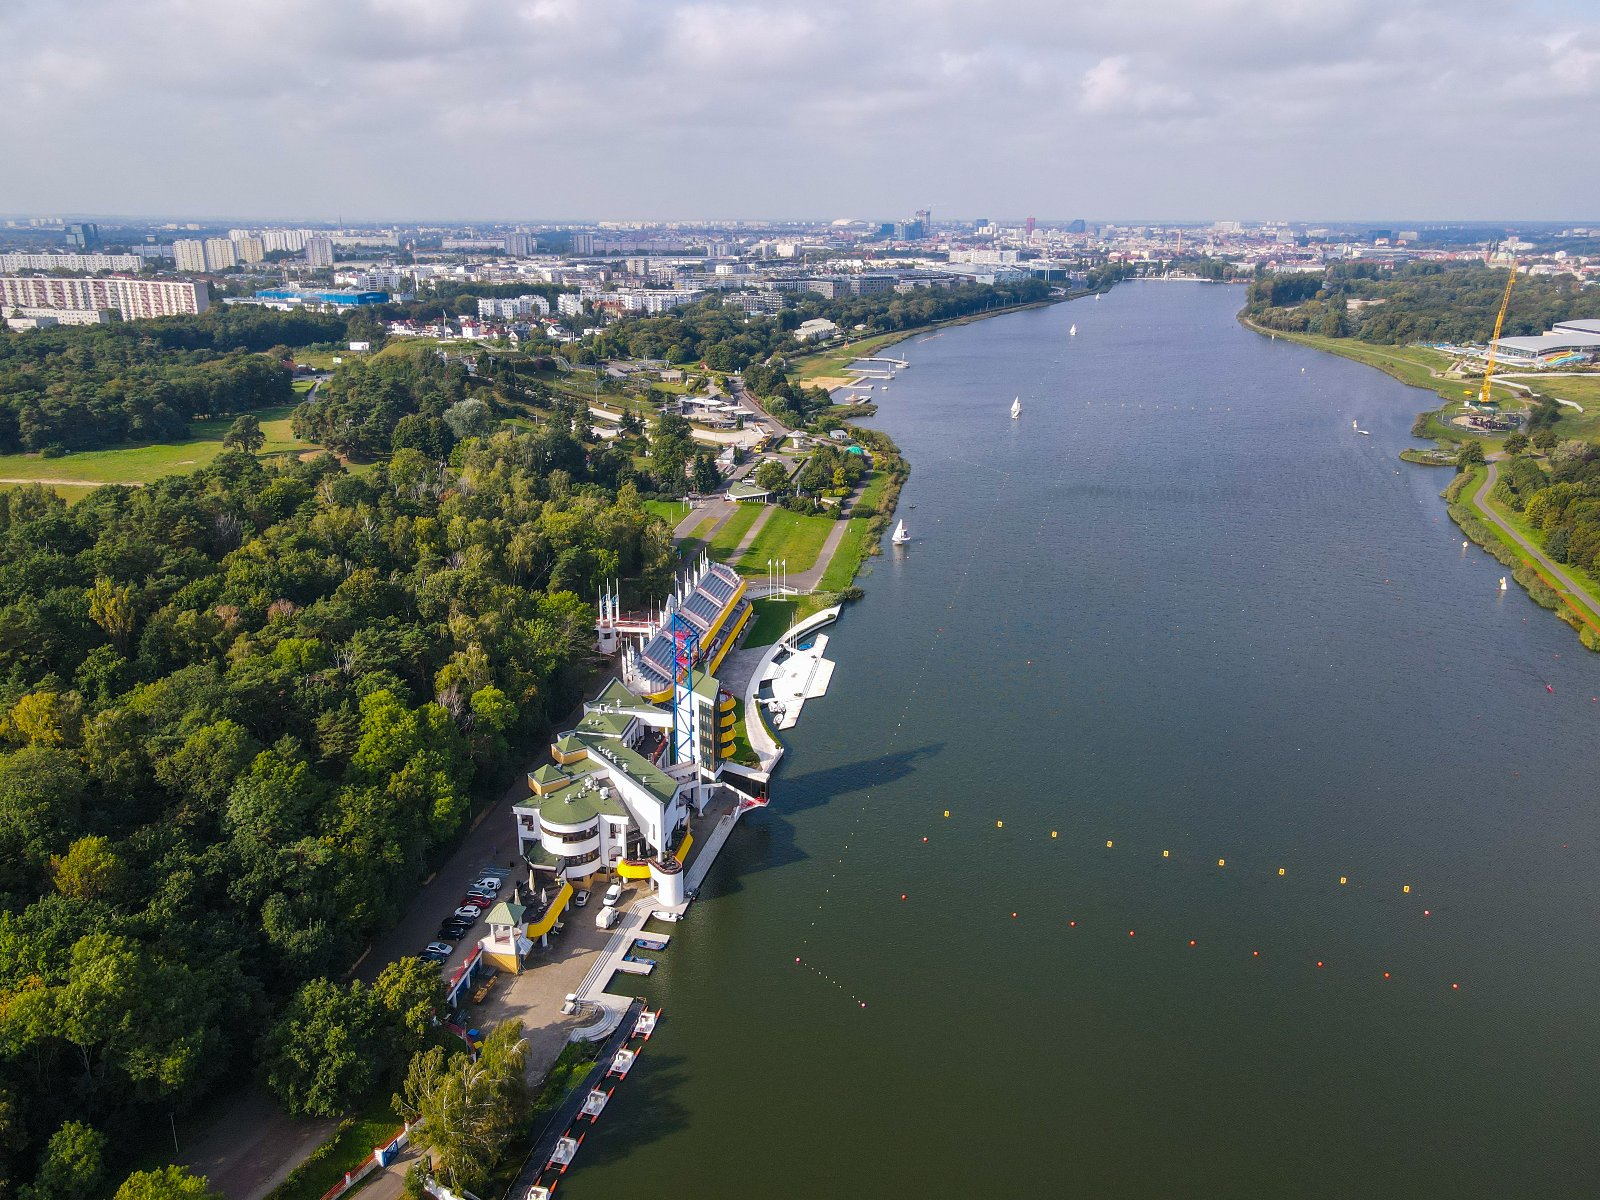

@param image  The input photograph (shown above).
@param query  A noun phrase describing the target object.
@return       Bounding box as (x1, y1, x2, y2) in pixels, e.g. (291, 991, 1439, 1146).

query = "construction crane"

(1479, 262, 1517, 406)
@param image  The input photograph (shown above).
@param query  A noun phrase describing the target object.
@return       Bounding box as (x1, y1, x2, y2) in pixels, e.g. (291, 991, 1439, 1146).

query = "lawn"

(706, 503, 765, 560)
(1513, 373, 1600, 442)
(818, 516, 872, 591)
(742, 594, 842, 648)
(794, 330, 913, 384)
(643, 498, 693, 525)
(734, 507, 837, 575)
(0, 404, 316, 491)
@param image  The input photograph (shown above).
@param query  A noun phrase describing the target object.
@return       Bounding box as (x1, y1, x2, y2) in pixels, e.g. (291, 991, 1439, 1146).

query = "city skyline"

(6, 0, 1600, 222)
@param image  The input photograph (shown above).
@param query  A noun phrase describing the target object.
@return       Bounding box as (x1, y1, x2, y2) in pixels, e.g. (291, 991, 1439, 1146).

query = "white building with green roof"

(513, 676, 734, 895)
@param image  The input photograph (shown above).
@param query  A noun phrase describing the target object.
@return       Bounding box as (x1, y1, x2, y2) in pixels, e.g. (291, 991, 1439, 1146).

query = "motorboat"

(892, 519, 910, 545)
(634, 935, 668, 952)
(652, 909, 684, 922)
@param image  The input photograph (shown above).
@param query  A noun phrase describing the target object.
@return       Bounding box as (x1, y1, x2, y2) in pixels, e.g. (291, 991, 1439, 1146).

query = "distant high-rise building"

(304, 236, 335, 268)
(1066, 219, 1087, 234)
(173, 239, 208, 273)
(203, 238, 237, 271)
(261, 229, 308, 253)
(234, 236, 265, 265)
(914, 208, 931, 233)
(504, 232, 536, 256)
(1026, 216, 1036, 237)
(570, 232, 595, 255)
(0, 275, 208, 319)
(65, 222, 100, 250)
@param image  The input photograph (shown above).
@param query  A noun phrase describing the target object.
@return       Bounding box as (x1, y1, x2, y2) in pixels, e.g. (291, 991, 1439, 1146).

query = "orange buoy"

(1128, 930, 1135, 937)
(921, 837, 928, 843)
(1316, 960, 1324, 968)
(1188, 939, 1197, 947)
(1011, 912, 1018, 919)
(1451, 982, 1460, 990)
(1383, 971, 1391, 979)
(1423, 909, 1431, 917)
(900, 894, 907, 901)
(1069, 920, 1077, 927)
(1252, 950, 1260, 957)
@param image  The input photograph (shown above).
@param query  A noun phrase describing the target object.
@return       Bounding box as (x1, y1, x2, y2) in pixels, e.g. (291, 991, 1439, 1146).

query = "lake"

(561, 281, 1600, 1198)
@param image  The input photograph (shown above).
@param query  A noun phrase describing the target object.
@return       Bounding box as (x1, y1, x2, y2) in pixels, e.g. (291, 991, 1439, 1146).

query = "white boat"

(1499, 576, 1508, 591)
(1069, 324, 1077, 336)
(608, 1047, 638, 1078)
(891, 519, 910, 546)
(1357, 429, 1370, 436)
(1010, 396, 1021, 420)
(1352, 419, 1358, 429)
(633, 1007, 660, 1039)
(579, 1087, 611, 1121)
(549, 1133, 582, 1170)
(652, 909, 683, 922)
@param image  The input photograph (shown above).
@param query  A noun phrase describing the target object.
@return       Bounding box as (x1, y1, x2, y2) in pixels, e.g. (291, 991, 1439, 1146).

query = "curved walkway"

(1474, 461, 1600, 630)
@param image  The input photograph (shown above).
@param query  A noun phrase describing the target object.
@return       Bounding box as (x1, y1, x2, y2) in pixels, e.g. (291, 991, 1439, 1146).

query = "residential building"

(504, 233, 536, 256)
(0, 252, 143, 273)
(0, 276, 209, 319)
(203, 238, 237, 271)
(260, 228, 308, 253)
(173, 239, 208, 273)
(8, 307, 111, 327)
(234, 236, 265, 265)
(304, 237, 335, 268)
(558, 293, 585, 317)
(64, 222, 100, 249)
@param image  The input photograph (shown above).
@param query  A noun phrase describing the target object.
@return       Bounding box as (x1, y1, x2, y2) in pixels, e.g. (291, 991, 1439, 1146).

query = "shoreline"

(1240, 311, 1600, 653)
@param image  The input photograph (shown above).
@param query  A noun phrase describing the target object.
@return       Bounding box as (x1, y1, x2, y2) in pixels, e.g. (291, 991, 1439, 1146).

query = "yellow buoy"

(943, 810, 949, 818)
(1162, 850, 1170, 858)
(1403, 884, 1411, 894)
(1339, 876, 1348, 885)
(1278, 868, 1286, 877)
(1050, 831, 1058, 839)
(1218, 858, 1226, 868)
(996, 820, 1003, 829)
(1106, 840, 1114, 848)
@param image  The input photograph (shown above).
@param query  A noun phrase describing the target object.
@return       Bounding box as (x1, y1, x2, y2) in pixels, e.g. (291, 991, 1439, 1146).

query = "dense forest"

(0, 440, 673, 1196)
(1494, 440, 1600, 572)
(0, 308, 346, 454)
(1243, 262, 1600, 344)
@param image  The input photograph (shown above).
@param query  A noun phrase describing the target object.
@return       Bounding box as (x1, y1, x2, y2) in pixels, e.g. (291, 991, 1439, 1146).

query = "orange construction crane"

(1479, 264, 1517, 406)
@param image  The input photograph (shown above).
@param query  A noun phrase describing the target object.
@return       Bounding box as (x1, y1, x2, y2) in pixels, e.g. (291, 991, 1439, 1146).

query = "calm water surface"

(564, 283, 1600, 1198)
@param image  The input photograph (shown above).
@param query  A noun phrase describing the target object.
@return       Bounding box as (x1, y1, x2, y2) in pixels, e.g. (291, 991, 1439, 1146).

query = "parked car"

(573, 889, 590, 908)
(453, 905, 483, 921)
(420, 943, 452, 963)
(435, 923, 470, 941)
(473, 875, 504, 894)
(464, 890, 496, 906)
(595, 905, 620, 930)
(602, 882, 623, 907)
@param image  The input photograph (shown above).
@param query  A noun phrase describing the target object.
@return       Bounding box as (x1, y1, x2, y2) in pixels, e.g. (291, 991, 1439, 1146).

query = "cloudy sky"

(4, 0, 1599, 223)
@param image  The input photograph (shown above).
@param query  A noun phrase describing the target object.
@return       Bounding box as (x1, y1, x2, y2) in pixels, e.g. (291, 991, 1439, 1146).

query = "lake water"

(562, 282, 1600, 1198)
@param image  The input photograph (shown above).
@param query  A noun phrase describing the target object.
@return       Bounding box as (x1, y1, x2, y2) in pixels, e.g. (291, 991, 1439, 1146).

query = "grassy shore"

(706, 503, 764, 560)
(735, 507, 836, 575)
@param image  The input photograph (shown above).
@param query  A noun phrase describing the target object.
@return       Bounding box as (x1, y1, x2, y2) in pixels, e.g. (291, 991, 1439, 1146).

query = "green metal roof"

(580, 735, 679, 806)
(595, 678, 648, 708)
(693, 672, 719, 699)
(484, 901, 526, 927)
(576, 708, 634, 738)
(554, 734, 587, 756)
(530, 764, 568, 788)
(524, 842, 561, 869)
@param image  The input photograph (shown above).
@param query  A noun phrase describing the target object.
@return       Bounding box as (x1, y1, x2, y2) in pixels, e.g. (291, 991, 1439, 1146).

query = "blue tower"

(668, 612, 699, 768)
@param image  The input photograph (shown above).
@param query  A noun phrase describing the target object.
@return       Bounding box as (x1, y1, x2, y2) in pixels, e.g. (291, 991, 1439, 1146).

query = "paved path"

(729, 504, 775, 559)
(1474, 461, 1600, 629)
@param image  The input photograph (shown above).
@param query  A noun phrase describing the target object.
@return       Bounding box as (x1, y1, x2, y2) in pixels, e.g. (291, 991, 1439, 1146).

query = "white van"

(595, 906, 620, 930)
(602, 882, 624, 907)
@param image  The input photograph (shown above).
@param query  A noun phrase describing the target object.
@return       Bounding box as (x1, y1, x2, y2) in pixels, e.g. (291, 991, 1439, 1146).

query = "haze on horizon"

(5, 0, 1599, 224)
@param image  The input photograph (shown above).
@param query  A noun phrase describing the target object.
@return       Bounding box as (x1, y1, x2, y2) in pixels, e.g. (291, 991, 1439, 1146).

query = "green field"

(643, 498, 693, 525)
(707, 503, 765, 560)
(1514, 374, 1600, 441)
(735, 507, 836, 574)
(794, 330, 913, 383)
(0, 404, 316, 495)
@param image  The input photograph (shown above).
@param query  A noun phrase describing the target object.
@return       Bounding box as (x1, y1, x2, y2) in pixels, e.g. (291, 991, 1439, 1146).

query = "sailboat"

(892, 519, 910, 546)
(1010, 396, 1021, 420)
(1069, 324, 1077, 336)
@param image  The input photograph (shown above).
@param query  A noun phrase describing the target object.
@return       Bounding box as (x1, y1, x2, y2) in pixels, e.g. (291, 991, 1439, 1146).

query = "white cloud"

(0, 0, 1596, 219)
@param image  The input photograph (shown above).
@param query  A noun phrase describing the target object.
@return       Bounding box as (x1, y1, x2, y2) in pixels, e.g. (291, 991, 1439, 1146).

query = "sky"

(5, 0, 1600, 224)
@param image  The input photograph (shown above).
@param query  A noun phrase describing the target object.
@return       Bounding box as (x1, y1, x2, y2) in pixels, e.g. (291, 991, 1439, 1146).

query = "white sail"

(892, 519, 909, 544)
(1070, 323, 1077, 336)
(1010, 396, 1021, 419)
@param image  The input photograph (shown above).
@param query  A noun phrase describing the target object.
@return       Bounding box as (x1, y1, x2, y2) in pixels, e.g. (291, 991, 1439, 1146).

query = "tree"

(442, 398, 497, 442)
(1503, 431, 1529, 455)
(1456, 440, 1486, 469)
(397, 1021, 530, 1195)
(371, 956, 445, 1053)
(259, 978, 388, 1117)
(49, 835, 126, 902)
(1533, 427, 1559, 451)
(691, 452, 721, 495)
(754, 459, 789, 493)
(112, 1165, 222, 1200)
(222, 414, 265, 454)
(24, 1120, 106, 1200)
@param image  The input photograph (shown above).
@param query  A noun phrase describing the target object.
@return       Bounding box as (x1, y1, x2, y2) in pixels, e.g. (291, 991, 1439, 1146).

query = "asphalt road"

(1474, 459, 1600, 628)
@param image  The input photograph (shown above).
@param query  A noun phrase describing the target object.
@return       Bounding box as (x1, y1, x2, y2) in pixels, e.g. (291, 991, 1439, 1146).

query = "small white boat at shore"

(579, 1087, 611, 1121)
(1500, 576, 1508, 591)
(608, 1047, 638, 1078)
(892, 519, 910, 546)
(1011, 395, 1021, 420)
(652, 909, 683, 922)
